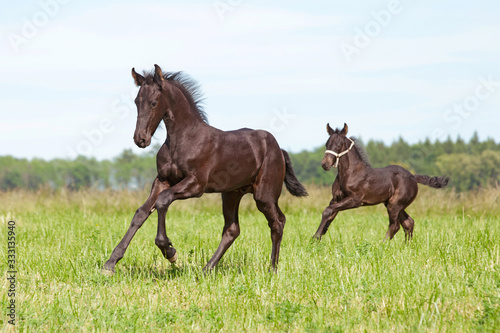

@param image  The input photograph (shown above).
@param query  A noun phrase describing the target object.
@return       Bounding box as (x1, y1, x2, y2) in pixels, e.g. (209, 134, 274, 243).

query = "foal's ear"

(340, 123, 348, 136)
(132, 68, 145, 86)
(327, 123, 335, 136)
(153, 64, 164, 89)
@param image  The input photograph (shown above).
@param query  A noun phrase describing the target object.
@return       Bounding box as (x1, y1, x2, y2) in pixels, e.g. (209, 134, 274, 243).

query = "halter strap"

(324, 137, 355, 168)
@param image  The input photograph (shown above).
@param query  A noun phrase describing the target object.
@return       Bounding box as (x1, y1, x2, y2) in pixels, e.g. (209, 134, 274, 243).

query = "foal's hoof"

(165, 247, 177, 263)
(312, 234, 322, 241)
(101, 267, 115, 277)
(202, 265, 214, 275)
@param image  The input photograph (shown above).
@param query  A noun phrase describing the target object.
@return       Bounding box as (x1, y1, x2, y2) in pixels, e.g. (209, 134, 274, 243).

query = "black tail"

(414, 175, 450, 189)
(281, 150, 308, 197)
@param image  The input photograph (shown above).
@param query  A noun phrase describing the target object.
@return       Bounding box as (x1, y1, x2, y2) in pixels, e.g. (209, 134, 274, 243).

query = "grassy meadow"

(1, 185, 499, 332)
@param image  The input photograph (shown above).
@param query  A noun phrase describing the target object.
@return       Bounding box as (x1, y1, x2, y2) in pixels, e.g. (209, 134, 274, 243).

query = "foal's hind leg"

(256, 198, 286, 271)
(204, 190, 245, 271)
(398, 210, 414, 241)
(253, 178, 286, 270)
(253, 147, 287, 271)
(384, 204, 402, 241)
(103, 177, 169, 274)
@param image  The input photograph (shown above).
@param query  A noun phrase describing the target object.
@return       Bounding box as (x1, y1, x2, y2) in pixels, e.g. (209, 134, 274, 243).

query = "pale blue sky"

(1, 0, 500, 160)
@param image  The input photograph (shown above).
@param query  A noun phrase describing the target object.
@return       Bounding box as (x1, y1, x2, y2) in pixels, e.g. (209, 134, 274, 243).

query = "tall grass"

(1, 186, 499, 332)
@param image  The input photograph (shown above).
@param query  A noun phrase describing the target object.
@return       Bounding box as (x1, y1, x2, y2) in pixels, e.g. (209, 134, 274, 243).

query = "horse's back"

(222, 128, 283, 159)
(374, 165, 417, 187)
(380, 165, 413, 177)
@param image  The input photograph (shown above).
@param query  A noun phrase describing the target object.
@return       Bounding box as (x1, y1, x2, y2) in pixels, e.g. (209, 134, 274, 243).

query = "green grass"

(1, 186, 499, 332)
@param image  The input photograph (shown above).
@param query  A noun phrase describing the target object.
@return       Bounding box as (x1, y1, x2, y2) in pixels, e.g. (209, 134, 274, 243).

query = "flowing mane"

(351, 137, 371, 167)
(142, 70, 208, 124)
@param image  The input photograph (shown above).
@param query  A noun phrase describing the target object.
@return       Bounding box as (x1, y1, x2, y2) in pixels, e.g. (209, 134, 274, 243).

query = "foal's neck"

(338, 145, 369, 177)
(164, 88, 207, 137)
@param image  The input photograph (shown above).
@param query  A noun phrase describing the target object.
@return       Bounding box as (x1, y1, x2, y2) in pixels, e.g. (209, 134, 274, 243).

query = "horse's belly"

(361, 183, 393, 205)
(205, 172, 254, 193)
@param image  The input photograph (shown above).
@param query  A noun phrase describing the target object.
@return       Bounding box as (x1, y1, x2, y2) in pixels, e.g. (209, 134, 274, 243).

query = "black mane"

(351, 137, 371, 167)
(143, 70, 208, 124)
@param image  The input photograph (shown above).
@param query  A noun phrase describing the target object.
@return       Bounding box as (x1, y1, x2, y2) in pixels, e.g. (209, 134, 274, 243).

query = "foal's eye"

(151, 100, 157, 107)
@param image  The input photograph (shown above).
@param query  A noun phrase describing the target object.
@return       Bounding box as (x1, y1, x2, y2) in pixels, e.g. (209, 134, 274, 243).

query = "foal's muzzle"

(134, 133, 151, 148)
(321, 156, 335, 171)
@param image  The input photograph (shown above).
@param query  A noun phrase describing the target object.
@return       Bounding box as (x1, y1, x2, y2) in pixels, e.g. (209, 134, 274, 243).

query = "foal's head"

(321, 123, 352, 170)
(131, 64, 170, 148)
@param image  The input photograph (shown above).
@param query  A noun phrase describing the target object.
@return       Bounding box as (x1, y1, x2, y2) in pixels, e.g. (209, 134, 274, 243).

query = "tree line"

(2, 133, 499, 192)
(289, 132, 500, 192)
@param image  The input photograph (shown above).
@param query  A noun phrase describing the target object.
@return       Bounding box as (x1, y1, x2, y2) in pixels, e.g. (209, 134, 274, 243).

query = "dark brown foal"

(103, 65, 308, 275)
(313, 123, 449, 241)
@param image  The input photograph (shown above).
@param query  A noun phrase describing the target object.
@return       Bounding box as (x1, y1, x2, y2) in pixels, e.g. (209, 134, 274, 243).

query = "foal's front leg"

(314, 195, 363, 240)
(154, 175, 206, 264)
(155, 211, 178, 263)
(313, 178, 343, 240)
(103, 177, 169, 274)
(313, 198, 340, 240)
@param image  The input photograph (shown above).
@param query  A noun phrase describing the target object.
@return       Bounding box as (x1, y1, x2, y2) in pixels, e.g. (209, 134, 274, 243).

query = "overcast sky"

(2, 0, 500, 160)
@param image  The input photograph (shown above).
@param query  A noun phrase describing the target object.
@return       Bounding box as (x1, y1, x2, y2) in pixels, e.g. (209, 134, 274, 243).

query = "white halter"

(324, 137, 355, 168)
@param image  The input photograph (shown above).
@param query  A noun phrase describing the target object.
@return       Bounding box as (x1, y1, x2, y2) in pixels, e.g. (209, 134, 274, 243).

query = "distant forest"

(2, 133, 499, 192)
